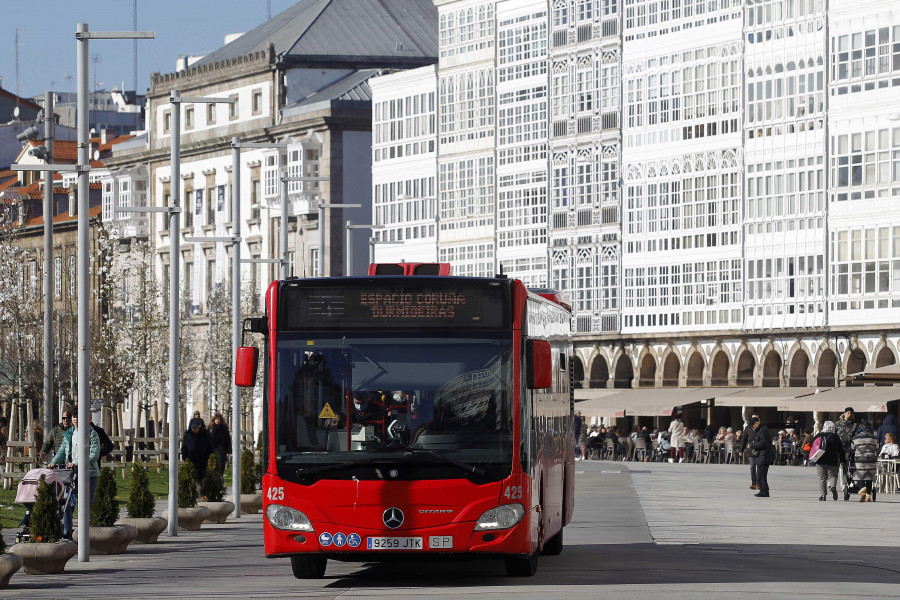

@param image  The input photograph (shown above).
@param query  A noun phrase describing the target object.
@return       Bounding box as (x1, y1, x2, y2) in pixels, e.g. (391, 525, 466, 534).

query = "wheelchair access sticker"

(319, 533, 332, 546)
(347, 533, 361, 548)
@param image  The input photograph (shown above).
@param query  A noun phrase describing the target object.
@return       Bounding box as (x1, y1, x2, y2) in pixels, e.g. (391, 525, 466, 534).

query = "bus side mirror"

(526, 340, 552, 389)
(235, 346, 260, 387)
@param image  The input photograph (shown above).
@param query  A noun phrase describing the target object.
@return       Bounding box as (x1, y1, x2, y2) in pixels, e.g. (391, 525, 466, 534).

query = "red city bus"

(235, 269, 574, 578)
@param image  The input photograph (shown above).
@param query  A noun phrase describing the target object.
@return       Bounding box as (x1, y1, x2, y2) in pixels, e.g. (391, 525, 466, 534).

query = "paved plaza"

(3, 461, 900, 599)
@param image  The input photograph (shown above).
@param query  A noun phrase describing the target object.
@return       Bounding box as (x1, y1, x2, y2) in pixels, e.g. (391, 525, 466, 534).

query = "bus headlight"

(474, 503, 525, 531)
(266, 504, 314, 532)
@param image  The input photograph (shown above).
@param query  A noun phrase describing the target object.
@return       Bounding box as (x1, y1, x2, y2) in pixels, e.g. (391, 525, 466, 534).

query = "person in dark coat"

(749, 416, 775, 497)
(811, 421, 846, 501)
(876, 414, 898, 449)
(208, 412, 232, 478)
(181, 417, 213, 482)
(742, 415, 759, 489)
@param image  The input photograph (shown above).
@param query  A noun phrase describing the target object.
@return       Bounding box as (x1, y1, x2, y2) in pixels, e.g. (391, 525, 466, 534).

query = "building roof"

(0, 87, 42, 124)
(285, 69, 377, 110)
(194, 0, 437, 70)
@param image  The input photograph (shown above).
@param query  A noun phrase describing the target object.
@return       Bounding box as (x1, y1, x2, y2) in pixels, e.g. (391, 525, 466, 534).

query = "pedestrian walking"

(181, 417, 213, 482)
(209, 412, 232, 478)
(749, 416, 775, 497)
(574, 411, 584, 460)
(40, 410, 71, 463)
(851, 421, 878, 502)
(742, 415, 759, 489)
(47, 405, 100, 540)
(668, 415, 685, 463)
(835, 407, 859, 493)
(876, 414, 898, 449)
(811, 421, 845, 501)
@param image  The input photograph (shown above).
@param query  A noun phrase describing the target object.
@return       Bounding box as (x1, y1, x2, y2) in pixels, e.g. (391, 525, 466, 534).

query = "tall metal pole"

(231, 137, 241, 517)
(75, 22, 91, 563)
(318, 200, 325, 277)
(168, 90, 181, 536)
(42, 91, 55, 434)
(281, 174, 289, 279)
(345, 220, 352, 277)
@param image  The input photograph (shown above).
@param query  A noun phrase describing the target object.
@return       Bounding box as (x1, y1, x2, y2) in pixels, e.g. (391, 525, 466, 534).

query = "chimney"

(101, 129, 108, 145)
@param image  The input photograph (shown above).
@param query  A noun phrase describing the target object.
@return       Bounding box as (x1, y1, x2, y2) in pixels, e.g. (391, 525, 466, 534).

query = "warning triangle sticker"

(318, 403, 337, 420)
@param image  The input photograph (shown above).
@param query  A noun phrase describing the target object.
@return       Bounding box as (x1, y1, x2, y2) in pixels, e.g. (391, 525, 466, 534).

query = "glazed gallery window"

(830, 127, 900, 200)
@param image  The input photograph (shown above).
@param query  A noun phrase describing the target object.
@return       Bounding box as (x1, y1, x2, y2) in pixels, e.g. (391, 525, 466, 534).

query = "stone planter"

(241, 493, 263, 514)
(0, 553, 23, 588)
(116, 517, 168, 544)
(74, 524, 137, 555)
(199, 501, 235, 524)
(9, 540, 77, 574)
(162, 506, 210, 531)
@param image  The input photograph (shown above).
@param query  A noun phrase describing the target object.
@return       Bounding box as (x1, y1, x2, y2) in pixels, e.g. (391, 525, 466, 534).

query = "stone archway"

(661, 353, 681, 387)
(735, 349, 755, 386)
(639, 354, 657, 387)
(789, 350, 810, 387)
(875, 346, 897, 368)
(686, 351, 705, 386)
(573, 356, 585, 389)
(846, 348, 867, 386)
(710, 352, 730, 386)
(817, 349, 837, 387)
(762, 350, 782, 387)
(589, 355, 609, 388)
(614, 354, 634, 388)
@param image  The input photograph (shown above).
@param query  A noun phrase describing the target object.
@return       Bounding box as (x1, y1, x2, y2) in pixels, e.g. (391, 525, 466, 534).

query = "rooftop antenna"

(134, 0, 139, 130)
(268, 0, 272, 19)
(91, 53, 102, 93)
(15, 28, 24, 116)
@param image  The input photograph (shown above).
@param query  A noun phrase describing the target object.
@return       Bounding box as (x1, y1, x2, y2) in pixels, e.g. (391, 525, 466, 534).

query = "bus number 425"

(503, 486, 522, 500)
(268, 487, 285, 501)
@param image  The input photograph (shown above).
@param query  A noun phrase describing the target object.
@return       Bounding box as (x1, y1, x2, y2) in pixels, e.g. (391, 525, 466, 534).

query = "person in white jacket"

(668, 415, 685, 463)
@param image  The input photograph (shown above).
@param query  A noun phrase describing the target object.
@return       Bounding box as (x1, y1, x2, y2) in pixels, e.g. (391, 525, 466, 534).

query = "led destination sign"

(278, 280, 509, 330)
(359, 291, 467, 319)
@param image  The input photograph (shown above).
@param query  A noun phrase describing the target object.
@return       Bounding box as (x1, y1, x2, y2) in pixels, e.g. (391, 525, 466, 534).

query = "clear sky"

(1, 0, 298, 100)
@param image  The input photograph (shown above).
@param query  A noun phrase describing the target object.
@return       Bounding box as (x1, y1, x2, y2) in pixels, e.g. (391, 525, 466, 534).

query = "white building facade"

(371, 0, 900, 401)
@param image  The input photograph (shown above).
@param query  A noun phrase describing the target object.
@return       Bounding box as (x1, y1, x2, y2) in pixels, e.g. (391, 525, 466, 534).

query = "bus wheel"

(290, 555, 327, 579)
(504, 552, 539, 576)
(541, 525, 563, 556)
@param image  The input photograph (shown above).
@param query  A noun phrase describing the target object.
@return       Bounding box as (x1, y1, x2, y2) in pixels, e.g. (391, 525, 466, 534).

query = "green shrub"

(178, 461, 199, 508)
(127, 463, 155, 518)
(240, 449, 256, 494)
(30, 475, 63, 543)
(91, 467, 119, 527)
(200, 455, 225, 502)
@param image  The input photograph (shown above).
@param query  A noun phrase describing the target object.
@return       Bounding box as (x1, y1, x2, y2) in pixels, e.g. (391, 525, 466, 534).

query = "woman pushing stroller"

(47, 406, 99, 540)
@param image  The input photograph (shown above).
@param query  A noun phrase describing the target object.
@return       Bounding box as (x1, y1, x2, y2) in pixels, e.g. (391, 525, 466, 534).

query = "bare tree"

(0, 201, 43, 442)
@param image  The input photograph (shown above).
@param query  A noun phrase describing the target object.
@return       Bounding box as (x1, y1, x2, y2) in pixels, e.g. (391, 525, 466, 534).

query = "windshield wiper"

(403, 449, 486, 477)
(294, 455, 392, 479)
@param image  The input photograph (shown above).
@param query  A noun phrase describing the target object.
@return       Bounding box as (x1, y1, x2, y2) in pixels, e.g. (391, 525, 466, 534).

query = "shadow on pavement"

(324, 542, 900, 587)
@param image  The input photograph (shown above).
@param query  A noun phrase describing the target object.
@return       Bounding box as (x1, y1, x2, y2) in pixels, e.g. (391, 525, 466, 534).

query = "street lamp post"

(74, 22, 154, 562)
(230, 140, 287, 517)
(42, 91, 55, 436)
(345, 221, 384, 276)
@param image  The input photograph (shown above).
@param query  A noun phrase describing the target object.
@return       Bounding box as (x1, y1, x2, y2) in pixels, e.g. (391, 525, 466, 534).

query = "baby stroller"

(842, 460, 876, 502)
(15, 467, 75, 543)
(652, 432, 671, 462)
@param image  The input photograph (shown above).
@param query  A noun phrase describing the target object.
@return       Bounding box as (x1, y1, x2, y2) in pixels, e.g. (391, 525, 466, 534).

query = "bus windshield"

(274, 333, 514, 482)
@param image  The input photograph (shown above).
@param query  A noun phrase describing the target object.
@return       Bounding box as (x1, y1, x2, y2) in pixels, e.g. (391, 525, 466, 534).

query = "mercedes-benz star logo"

(382, 507, 404, 529)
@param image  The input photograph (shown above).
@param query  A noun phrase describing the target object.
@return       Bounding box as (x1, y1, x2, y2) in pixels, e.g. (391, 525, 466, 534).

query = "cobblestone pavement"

(3, 461, 899, 599)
